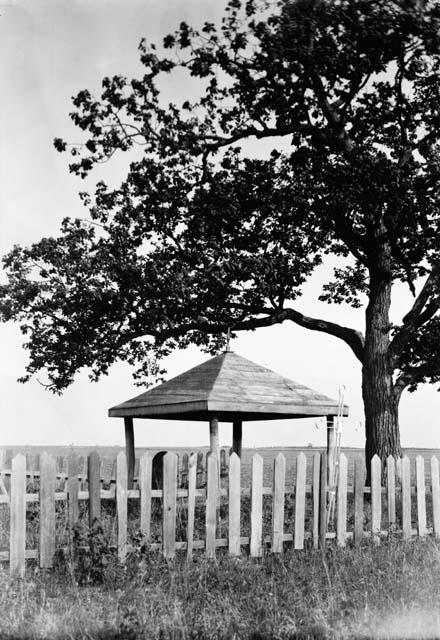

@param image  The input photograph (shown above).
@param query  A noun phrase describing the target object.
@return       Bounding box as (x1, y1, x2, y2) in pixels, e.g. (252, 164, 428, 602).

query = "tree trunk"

(362, 275, 402, 480)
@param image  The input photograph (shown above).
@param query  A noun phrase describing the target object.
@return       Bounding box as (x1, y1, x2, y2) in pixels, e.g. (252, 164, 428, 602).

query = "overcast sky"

(0, 0, 439, 452)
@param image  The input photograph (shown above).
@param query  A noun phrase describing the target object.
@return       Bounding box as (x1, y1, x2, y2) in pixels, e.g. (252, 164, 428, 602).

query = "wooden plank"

(40, 453, 56, 568)
(205, 453, 218, 559)
(371, 455, 381, 543)
(88, 451, 101, 527)
(353, 455, 364, 546)
(116, 452, 128, 562)
(67, 453, 79, 531)
(163, 452, 177, 559)
(250, 454, 263, 558)
(228, 453, 241, 556)
(186, 453, 197, 559)
(336, 453, 348, 547)
(10, 454, 26, 576)
(319, 452, 327, 548)
(401, 456, 411, 539)
(139, 453, 152, 542)
(312, 453, 320, 549)
(386, 456, 396, 527)
(431, 456, 440, 538)
(416, 455, 427, 537)
(0, 449, 7, 496)
(271, 453, 286, 553)
(294, 453, 306, 550)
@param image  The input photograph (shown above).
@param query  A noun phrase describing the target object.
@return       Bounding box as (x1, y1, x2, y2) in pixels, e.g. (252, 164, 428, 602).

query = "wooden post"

(232, 419, 242, 458)
(327, 415, 336, 487)
(124, 417, 135, 489)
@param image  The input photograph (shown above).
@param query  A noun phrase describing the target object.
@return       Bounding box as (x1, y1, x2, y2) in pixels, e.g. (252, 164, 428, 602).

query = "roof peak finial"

(225, 326, 231, 352)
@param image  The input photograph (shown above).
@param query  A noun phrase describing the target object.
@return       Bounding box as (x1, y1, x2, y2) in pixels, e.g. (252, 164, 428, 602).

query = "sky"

(0, 0, 439, 452)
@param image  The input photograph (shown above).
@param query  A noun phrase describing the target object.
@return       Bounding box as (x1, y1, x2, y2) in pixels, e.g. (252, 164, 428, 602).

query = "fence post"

(205, 453, 217, 559)
(319, 452, 327, 548)
(386, 456, 396, 528)
(371, 455, 381, 544)
(163, 452, 177, 560)
(272, 453, 286, 553)
(139, 453, 152, 542)
(40, 453, 56, 568)
(67, 453, 80, 531)
(88, 452, 101, 527)
(416, 456, 427, 537)
(312, 453, 320, 549)
(294, 453, 306, 550)
(186, 453, 197, 559)
(228, 453, 241, 556)
(431, 456, 440, 538)
(401, 456, 411, 539)
(116, 452, 128, 562)
(353, 455, 364, 546)
(10, 454, 26, 576)
(336, 453, 347, 547)
(250, 454, 263, 558)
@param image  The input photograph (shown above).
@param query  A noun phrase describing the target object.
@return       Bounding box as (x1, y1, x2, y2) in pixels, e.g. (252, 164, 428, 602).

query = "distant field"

(2, 444, 439, 485)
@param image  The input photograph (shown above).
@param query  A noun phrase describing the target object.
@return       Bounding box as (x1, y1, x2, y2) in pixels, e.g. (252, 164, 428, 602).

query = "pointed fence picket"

(272, 453, 286, 553)
(386, 456, 396, 527)
(336, 453, 347, 547)
(2, 449, 440, 572)
(371, 455, 381, 543)
(294, 453, 306, 550)
(250, 454, 263, 558)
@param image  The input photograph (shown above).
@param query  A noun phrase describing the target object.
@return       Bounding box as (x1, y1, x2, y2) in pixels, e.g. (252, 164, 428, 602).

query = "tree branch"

(394, 362, 435, 401)
(390, 263, 440, 361)
(141, 305, 365, 362)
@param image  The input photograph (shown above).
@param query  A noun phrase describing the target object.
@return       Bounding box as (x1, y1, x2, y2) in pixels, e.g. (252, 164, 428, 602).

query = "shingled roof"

(109, 351, 348, 422)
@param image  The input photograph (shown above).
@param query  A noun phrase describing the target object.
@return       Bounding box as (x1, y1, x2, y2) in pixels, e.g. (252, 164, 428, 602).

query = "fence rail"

(0, 450, 439, 575)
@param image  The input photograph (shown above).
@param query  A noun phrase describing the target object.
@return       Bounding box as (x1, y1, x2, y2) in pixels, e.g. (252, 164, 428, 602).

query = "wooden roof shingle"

(108, 351, 348, 421)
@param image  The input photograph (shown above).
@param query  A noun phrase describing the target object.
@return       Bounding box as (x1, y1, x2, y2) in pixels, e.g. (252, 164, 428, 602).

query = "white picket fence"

(0, 450, 439, 575)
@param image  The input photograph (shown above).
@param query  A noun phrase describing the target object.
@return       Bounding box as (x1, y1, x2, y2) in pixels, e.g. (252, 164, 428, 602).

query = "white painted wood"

(431, 456, 440, 538)
(10, 454, 26, 576)
(116, 452, 128, 562)
(371, 455, 381, 543)
(401, 456, 411, 539)
(40, 453, 56, 568)
(250, 454, 263, 558)
(272, 453, 286, 553)
(139, 453, 152, 542)
(336, 454, 347, 547)
(386, 456, 396, 527)
(228, 453, 241, 556)
(186, 453, 197, 559)
(415, 456, 427, 537)
(294, 453, 306, 550)
(163, 453, 177, 559)
(205, 453, 217, 558)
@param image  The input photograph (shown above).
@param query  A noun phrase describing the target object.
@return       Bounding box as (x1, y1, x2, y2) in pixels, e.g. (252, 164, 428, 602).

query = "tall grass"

(1, 537, 439, 639)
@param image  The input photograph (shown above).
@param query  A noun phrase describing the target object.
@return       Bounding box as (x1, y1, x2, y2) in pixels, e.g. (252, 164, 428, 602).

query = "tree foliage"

(2, 0, 440, 398)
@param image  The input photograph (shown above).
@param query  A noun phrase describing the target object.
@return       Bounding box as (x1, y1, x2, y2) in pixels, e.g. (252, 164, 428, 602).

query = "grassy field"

(0, 537, 439, 639)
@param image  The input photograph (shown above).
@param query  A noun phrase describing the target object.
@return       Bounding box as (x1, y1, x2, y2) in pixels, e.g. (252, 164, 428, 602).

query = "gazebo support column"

(326, 415, 337, 487)
(232, 419, 242, 458)
(124, 417, 135, 489)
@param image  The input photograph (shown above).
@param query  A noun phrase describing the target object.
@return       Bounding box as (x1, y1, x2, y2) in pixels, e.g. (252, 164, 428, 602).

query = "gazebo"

(109, 350, 349, 485)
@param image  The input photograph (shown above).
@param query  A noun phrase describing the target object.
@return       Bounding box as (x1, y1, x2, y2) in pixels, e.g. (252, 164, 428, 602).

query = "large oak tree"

(2, 0, 440, 465)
